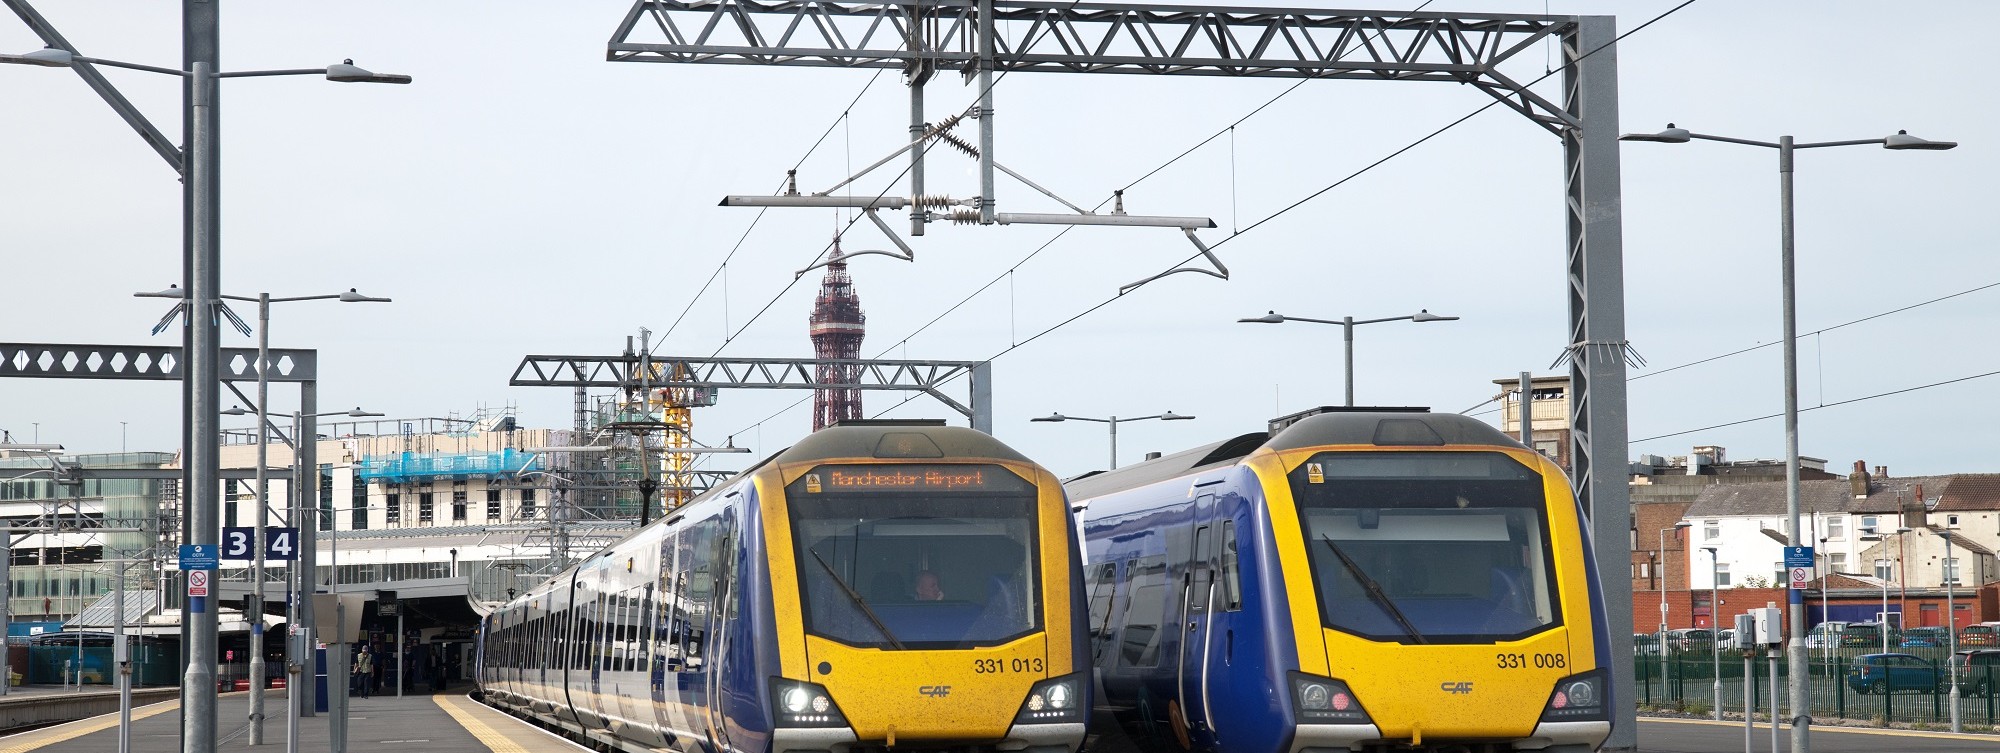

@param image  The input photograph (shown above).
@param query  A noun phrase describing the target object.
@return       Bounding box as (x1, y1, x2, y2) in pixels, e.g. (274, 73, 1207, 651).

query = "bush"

(1681, 700, 1711, 717)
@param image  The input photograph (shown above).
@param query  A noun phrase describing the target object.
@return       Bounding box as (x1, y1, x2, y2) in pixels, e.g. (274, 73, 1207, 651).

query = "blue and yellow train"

(1071, 408, 1609, 753)
(478, 421, 1089, 753)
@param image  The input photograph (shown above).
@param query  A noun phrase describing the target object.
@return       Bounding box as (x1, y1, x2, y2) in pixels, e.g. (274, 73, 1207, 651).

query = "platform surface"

(0, 688, 584, 753)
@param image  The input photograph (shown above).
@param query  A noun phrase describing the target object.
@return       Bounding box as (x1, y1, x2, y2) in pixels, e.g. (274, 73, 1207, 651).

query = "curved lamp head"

(1674, 520, 1693, 529)
(134, 284, 186, 299)
(1159, 412, 1195, 421)
(1883, 129, 1957, 151)
(1238, 311, 1287, 324)
(4, 47, 75, 67)
(1030, 413, 1067, 423)
(337, 288, 391, 303)
(1410, 309, 1458, 322)
(220, 406, 251, 416)
(325, 59, 412, 84)
(1619, 123, 1693, 144)
(342, 408, 385, 417)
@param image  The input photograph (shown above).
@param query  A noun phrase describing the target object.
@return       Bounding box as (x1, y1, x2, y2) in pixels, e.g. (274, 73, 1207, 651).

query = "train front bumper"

(771, 721, 1083, 753)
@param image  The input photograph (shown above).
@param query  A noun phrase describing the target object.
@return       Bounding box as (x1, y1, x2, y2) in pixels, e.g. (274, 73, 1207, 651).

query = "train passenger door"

(702, 512, 739, 753)
(1175, 494, 1217, 750)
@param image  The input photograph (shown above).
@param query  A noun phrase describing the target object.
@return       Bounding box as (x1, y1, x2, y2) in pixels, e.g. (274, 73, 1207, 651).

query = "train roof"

(1065, 409, 1524, 500)
(772, 421, 1033, 466)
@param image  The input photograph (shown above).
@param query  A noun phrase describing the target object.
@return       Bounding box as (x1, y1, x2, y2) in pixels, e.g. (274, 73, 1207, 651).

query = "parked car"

(1903, 626, 1951, 647)
(1716, 628, 1736, 646)
(1634, 633, 1661, 656)
(1953, 650, 2000, 696)
(1848, 653, 1943, 695)
(1666, 628, 1715, 651)
(1842, 622, 1902, 648)
(1961, 623, 2000, 647)
(1807, 621, 1851, 649)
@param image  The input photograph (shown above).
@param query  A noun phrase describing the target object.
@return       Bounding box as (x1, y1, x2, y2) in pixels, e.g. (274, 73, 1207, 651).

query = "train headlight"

(1290, 672, 1371, 725)
(770, 678, 848, 728)
(1540, 669, 1609, 723)
(1014, 673, 1086, 725)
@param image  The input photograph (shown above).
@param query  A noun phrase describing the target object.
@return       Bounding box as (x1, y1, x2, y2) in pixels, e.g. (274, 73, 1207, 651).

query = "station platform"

(0, 688, 583, 753)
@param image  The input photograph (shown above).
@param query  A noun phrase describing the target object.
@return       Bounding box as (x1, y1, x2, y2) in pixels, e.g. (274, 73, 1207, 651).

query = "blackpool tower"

(809, 242, 866, 430)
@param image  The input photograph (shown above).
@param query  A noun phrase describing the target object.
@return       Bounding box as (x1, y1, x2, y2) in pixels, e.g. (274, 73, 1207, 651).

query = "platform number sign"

(222, 527, 256, 560)
(265, 527, 299, 561)
(220, 526, 300, 561)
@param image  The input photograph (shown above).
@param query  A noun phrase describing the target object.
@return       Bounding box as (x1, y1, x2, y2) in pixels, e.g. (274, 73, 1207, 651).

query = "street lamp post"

(3, 45, 409, 753)
(146, 285, 388, 745)
(1029, 412, 1194, 469)
(1622, 124, 1956, 753)
(1704, 546, 1721, 721)
(1661, 521, 1692, 699)
(222, 405, 379, 753)
(1945, 523, 1961, 733)
(1237, 310, 1458, 406)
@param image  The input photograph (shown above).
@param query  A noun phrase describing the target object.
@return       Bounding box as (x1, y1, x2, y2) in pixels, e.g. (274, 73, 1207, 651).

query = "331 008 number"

(1495, 653, 1566, 669)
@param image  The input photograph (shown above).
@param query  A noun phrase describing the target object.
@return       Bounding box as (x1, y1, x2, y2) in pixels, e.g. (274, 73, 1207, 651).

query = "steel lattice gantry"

(608, 4, 1634, 749)
(510, 355, 993, 432)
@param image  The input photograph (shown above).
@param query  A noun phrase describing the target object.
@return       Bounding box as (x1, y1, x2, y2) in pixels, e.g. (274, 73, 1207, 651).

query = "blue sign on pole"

(1784, 546, 1814, 568)
(178, 544, 220, 571)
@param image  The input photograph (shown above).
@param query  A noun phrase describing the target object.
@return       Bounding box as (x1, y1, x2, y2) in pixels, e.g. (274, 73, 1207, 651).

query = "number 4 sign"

(266, 527, 299, 561)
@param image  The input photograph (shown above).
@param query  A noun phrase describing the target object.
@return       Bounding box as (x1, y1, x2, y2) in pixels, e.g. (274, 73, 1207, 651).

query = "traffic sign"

(1783, 546, 1814, 568)
(188, 570, 211, 597)
(178, 544, 220, 571)
(1790, 567, 1811, 590)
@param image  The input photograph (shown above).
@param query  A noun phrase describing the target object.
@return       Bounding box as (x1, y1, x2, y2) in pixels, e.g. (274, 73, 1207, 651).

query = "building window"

(1715, 563, 1731, 587)
(1861, 515, 1879, 534)
(1774, 563, 1787, 586)
(225, 499, 238, 529)
(1830, 553, 1847, 572)
(1827, 516, 1845, 539)
(351, 479, 368, 531)
(1875, 560, 1893, 581)
(520, 489, 537, 519)
(452, 490, 468, 522)
(1945, 558, 1961, 585)
(1638, 562, 1651, 578)
(487, 489, 502, 522)
(386, 493, 401, 525)
(419, 492, 434, 523)
(1704, 520, 1720, 540)
(319, 465, 334, 531)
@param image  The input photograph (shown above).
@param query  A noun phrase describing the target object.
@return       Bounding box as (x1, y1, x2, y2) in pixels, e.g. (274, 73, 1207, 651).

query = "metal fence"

(1631, 643, 2000, 729)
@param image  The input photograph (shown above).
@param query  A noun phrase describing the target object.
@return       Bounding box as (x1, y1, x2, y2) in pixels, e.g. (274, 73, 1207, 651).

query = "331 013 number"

(972, 658, 1046, 674)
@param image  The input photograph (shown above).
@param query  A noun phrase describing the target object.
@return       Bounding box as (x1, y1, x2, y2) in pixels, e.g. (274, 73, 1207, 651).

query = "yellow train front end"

(1252, 413, 1609, 753)
(758, 424, 1086, 753)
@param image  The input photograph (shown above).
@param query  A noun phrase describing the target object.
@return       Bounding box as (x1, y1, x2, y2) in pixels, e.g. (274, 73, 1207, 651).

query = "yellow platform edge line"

(0, 697, 181, 753)
(1642, 715, 1998, 741)
(434, 693, 534, 753)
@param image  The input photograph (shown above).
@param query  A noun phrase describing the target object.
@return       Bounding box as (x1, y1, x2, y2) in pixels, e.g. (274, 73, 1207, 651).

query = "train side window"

(684, 518, 717, 663)
(1120, 555, 1168, 667)
(1220, 520, 1242, 612)
(1189, 524, 1212, 612)
(1085, 562, 1117, 639)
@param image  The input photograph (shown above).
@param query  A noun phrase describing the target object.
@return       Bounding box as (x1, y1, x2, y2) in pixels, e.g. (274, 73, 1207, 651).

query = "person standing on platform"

(352, 646, 373, 699)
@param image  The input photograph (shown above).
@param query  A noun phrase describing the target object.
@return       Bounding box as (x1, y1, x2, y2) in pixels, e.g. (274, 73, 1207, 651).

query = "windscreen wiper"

(1320, 535, 1426, 644)
(808, 546, 905, 650)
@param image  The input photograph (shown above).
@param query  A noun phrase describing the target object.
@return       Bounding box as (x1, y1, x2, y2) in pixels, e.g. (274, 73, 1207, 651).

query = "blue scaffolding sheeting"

(354, 448, 538, 482)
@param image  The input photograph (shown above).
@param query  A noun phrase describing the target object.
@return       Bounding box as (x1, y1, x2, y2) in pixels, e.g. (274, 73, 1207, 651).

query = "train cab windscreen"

(1289, 451, 1560, 644)
(787, 464, 1043, 650)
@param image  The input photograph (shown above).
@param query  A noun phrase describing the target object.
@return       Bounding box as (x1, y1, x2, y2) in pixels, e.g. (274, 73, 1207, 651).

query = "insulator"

(950, 208, 982, 225)
(927, 112, 966, 134)
(934, 130, 980, 158)
(913, 195, 959, 208)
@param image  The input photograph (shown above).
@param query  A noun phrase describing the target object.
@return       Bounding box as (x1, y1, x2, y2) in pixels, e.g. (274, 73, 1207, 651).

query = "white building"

(1680, 466, 1929, 591)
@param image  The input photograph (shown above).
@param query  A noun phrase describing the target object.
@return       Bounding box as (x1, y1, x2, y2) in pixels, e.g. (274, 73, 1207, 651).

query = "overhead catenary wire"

(860, 0, 1704, 424)
(1633, 369, 2000, 443)
(724, 0, 1449, 436)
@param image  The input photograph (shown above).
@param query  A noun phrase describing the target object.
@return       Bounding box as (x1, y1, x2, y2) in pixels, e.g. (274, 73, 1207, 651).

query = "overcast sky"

(3, 1, 1993, 482)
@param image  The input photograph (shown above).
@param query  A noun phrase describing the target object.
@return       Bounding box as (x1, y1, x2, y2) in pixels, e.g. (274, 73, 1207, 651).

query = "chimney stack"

(1850, 460, 1871, 499)
(1876, 465, 1889, 479)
